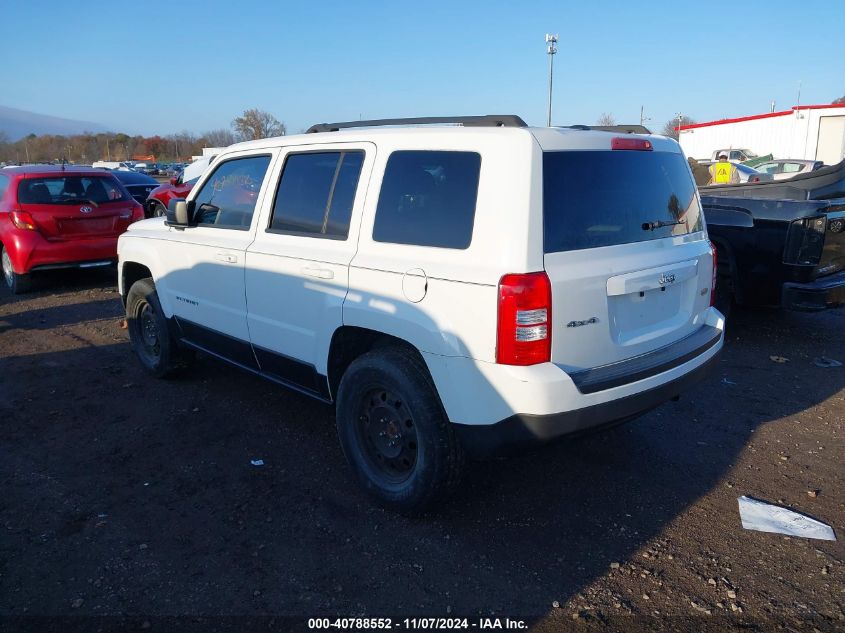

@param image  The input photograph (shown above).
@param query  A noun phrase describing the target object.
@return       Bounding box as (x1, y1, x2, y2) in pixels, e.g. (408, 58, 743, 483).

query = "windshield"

(543, 150, 704, 253)
(18, 175, 129, 205)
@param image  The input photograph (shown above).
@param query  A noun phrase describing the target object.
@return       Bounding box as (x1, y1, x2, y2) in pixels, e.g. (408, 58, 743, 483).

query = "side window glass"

(782, 162, 803, 173)
(269, 151, 364, 239)
(192, 155, 271, 230)
(373, 151, 481, 249)
(0, 174, 8, 199)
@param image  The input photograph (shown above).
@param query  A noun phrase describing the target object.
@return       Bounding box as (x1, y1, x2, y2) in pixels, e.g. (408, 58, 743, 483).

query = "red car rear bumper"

(5, 229, 117, 274)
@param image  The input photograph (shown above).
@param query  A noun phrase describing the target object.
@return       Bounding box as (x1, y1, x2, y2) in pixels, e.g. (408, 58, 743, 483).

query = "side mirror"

(169, 177, 179, 186)
(165, 198, 192, 227)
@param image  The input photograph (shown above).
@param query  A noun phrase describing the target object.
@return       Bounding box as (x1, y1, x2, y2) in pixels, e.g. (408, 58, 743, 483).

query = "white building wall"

(678, 106, 845, 162)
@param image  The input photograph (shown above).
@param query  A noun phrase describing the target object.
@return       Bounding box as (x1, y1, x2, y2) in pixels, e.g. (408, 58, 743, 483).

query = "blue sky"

(5, 0, 843, 136)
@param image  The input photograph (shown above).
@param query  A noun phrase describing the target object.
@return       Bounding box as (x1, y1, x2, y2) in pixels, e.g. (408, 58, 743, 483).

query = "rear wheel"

(1, 245, 31, 295)
(126, 277, 183, 378)
(336, 347, 465, 513)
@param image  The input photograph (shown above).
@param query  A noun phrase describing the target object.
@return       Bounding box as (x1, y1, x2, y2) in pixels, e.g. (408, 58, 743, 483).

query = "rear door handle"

(301, 266, 334, 280)
(215, 252, 238, 264)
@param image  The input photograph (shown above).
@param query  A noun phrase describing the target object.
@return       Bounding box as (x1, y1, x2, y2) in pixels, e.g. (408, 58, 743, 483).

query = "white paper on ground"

(738, 496, 836, 541)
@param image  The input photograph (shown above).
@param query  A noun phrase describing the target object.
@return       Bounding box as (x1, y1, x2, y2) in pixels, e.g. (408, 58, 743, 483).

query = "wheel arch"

(327, 326, 427, 399)
(120, 261, 153, 306)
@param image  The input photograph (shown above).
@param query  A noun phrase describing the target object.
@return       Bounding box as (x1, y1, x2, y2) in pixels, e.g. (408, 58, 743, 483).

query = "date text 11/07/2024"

(307, 617, 528, 630)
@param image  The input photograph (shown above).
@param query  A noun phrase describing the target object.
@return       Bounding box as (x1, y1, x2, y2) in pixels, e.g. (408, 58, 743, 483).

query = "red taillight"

(496, 272, 552, 366)
(709, 240, 718, 307)
(611, 137, 653, 151)
(10, 211, 37, 231)
(131, 203, 144, 222)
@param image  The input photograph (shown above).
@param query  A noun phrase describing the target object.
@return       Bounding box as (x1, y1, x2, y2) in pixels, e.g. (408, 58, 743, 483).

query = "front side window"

(373, 151, 481, 249)
(191, 155, 271, 229)
(269, 151, 364, 238)
(782, 162, 804, 173)
(17, 175, 129, 204)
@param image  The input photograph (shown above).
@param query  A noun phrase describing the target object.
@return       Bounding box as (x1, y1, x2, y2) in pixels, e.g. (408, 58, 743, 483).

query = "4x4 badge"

(567, 317, 599, 328)
(659, 272, 676, 285)
(80, 206, 93, 214)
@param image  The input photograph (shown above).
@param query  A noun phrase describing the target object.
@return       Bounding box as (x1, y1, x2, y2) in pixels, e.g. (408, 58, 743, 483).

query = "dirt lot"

(1, 270, 843, 631)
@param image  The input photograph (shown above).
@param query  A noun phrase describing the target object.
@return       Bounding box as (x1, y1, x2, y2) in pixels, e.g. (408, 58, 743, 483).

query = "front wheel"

(1, 245, 31, 294)
(336, 347, 465, 513)
(126, 277, 183, 378)
(151, 201, 167, 218)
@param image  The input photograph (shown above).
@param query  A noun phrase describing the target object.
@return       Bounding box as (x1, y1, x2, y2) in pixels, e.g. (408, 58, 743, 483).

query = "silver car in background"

(754, 159, 825, 180)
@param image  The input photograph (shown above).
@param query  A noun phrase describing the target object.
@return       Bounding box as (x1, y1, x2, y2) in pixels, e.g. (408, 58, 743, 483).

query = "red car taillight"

(131, 203, 144, 222)
(10, 211, 37, 231)
(496, 272, 552, 366)
(709, 240, 718, 307)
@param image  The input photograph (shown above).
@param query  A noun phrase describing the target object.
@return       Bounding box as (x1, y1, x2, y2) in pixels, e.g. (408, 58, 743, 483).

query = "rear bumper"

(5, 230, 118, 274)
(453, 348, 721, 458)
(782, 270, 845, 311)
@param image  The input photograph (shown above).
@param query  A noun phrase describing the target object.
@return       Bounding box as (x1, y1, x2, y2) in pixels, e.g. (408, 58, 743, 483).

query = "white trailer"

(679, 104, 845, 165)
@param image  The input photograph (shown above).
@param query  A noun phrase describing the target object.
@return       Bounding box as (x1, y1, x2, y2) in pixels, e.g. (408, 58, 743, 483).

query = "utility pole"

(106, 137, 111, 161)
(639, 105, 651, 128)
(797, 80, 802, 106)
(545, 34, 558, 127)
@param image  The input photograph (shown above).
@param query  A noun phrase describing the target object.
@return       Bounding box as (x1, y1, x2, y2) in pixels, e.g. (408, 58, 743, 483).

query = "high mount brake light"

(611, 137, 653, 151)
(497, 272, 552, 366)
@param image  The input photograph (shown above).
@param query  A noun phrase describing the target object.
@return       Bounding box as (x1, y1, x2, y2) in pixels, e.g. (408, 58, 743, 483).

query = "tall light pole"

(676, 112, 683, 139)
(545, 34, 558, 127)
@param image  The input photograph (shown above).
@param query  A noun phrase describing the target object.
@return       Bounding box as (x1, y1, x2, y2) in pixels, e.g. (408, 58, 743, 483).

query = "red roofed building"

(678, 104, 845, 165)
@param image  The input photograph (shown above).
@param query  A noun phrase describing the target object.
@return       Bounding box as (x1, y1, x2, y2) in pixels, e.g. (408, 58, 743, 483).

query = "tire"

(125, 277, 182, 378)
(1, 244, 31, 295)
(151, 201, 167, 218)
(336, 347, 465, 513)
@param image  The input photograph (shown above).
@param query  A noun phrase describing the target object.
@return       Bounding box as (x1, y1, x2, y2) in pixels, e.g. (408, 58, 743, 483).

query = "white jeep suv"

(118, 115, 724, 512)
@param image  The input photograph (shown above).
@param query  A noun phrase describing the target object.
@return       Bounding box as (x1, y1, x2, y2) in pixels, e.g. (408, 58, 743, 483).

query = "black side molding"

(569, 326, 722, 394)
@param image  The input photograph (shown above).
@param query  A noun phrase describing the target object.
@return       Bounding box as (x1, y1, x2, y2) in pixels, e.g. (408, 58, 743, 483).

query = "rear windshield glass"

(543, 150, 703, 253)
(18, 176, 129, 205)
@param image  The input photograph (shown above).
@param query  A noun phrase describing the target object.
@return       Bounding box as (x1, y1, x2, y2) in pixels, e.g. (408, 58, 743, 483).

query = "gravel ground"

(1, 269, 843, 632)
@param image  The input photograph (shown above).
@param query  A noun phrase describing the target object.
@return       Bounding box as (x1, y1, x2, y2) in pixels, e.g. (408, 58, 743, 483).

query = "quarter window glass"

(373, 151, 481, 249)
(0, 174, 8, 198)
(782, 163, 803, 173)
(192, 155, 271, 230)
(269, 151, 364, 238)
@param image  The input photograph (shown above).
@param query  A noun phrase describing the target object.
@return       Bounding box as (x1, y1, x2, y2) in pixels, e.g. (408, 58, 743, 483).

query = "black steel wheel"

(336, 347, 465, 513)
(355, 387, 419, 484)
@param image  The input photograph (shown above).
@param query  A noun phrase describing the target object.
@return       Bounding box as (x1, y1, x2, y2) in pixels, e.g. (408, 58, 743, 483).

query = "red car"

(0, 166, 144, 294)
(145, 174, 197, 218)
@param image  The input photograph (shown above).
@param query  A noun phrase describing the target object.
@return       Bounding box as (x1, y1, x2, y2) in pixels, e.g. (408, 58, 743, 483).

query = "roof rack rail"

(306, 115, 527, 134)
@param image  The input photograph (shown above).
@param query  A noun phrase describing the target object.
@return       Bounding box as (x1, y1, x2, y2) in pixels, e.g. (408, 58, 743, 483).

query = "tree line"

(0, 108, 285, 165)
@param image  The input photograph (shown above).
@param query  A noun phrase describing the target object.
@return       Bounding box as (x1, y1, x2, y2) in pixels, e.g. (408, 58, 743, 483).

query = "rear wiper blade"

(642, 219, 683, 231)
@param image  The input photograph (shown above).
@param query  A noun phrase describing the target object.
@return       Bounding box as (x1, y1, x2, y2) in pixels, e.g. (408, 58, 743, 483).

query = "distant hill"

(0, 105, 108, 140)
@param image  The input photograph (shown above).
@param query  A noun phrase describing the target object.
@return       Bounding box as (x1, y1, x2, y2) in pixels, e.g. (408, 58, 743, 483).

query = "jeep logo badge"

(658, 272, 676, 285)
(80, 206, 93, 214)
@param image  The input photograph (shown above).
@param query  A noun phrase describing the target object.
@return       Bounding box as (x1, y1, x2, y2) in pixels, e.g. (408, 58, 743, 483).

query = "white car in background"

(754, 159, 824, 180)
